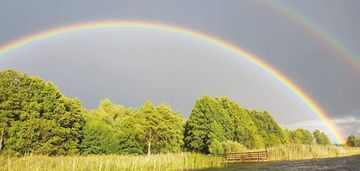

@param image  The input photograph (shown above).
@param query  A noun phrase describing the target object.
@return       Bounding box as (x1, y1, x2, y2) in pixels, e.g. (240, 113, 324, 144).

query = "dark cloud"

(0, 0, 359, 141)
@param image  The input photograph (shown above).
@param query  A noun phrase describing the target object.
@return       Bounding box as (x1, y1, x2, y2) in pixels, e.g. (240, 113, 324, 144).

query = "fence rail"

(224, 150, 268, 163)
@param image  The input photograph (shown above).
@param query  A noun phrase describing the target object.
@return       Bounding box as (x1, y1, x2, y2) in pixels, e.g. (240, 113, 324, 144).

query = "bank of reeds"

(268, 144, 360, 161)
(1, 145, 360, 171)
(0, 153, 222, 171)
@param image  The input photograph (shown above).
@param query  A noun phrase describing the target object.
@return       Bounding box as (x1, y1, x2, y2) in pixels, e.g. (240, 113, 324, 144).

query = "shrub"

(222, 141, 247, 154)
(209, 140, 224, 155)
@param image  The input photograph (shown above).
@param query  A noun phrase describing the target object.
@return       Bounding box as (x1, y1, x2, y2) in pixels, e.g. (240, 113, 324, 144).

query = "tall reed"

(0, 153, 223, 171)
(268, 144, 360, 161)
(1, 145, 359, 171)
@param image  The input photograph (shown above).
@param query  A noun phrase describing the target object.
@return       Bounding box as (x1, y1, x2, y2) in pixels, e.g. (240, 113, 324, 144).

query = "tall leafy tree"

(0, 70, 85, 155)
(215, 97, 264, 149)
(81, 118, 118, 154)
(313, 129, 331, 145)
(155, 104, 185, 153)
(184, 96, 233, 153)
(287, 128, 313, 144)
(119, 101, 184, 155)
(250, 110, 289, 147)
(81, 99, 134, 154)
(346, 135, 360, 147)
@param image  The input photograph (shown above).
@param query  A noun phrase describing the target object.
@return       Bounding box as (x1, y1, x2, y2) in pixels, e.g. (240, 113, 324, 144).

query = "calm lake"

(201, 155, 360, 171)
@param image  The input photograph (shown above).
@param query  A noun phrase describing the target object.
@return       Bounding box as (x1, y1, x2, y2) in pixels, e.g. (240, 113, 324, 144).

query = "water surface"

(201, 155, 360, 171)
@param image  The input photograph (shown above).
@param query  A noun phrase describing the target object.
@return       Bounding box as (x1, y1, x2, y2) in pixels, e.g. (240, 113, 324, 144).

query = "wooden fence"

(224, 150, 268, 163)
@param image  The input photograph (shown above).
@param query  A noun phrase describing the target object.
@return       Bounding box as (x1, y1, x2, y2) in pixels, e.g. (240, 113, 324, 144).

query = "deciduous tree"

(0, 70, 84, 155)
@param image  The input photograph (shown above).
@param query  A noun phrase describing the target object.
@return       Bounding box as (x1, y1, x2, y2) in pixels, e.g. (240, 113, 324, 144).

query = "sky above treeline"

(0, 0, 359, 141)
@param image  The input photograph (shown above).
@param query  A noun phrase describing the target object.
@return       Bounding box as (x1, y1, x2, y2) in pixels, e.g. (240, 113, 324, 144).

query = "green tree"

(0, 70, 85, 156)
(209, 140, 247, 155)
(208, 139, 224, 155)
(215, 97, 264, 149)
(119, 101, 184, 155)
(155, 104, 185, 153)
(250, 111, 288, 147)
(346, 135, 360, 147)
(287, 129, 313, 144)
(81, 119, 117, 154)
(184, 96, 234, 153)
(221, 141, 247, 154)
(313, 129, 331, 145)
(118, 115, 146, 154)
(94, 99, 133, 126)
(286, 129, 300, 144)
(81, 99, 135, 154)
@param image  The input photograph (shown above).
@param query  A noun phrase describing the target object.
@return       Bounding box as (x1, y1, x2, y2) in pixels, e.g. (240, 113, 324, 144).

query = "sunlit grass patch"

(0, 153, 223, 171)
(268, 144, 360, 161)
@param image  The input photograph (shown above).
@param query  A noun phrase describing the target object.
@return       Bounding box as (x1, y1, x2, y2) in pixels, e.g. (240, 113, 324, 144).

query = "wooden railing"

(224, 150, 268, 163)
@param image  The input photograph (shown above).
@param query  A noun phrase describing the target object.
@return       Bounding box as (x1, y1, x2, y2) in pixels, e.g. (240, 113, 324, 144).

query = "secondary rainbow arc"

(0, 20, 345, 143)
(263, 1, 360, 71)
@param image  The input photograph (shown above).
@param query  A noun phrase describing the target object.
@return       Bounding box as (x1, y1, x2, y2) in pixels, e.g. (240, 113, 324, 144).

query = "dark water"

(201, 155, 360, 171)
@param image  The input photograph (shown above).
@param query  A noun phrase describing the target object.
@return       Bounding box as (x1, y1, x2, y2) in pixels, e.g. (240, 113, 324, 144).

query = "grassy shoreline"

(0, 153, 223, 171)
(267, 144, 360, 161)
(1, 145, 359, 171)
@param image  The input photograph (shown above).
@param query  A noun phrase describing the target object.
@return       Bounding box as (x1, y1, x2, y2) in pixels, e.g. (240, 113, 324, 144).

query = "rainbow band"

(0, 20, 345, 143)
(263, 1, 360, 71)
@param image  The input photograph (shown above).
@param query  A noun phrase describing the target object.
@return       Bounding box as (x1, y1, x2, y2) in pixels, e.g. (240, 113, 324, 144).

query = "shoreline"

(1, 146, 359, 171)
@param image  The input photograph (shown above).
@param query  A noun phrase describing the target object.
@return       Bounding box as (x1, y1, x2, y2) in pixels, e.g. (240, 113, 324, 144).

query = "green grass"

(0, 153, 223, 171)
(1, 145, 360, 171)
(268, 144, 360, 161)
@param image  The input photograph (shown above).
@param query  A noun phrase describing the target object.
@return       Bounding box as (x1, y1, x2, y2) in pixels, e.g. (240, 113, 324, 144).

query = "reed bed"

(268, 144, 360, 161)
(0, 153, 223, 171)
(1, 145, 359, 171)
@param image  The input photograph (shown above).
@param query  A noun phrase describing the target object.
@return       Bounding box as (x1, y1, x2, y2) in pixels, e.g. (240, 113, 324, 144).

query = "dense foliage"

(286, 129, 313, 144)
(184, 96, 234, 153)
(119, 101, 185, 155)
(0, 70, 84, 156)
(215, 97, 264, 149)
(0, 70, 336, 156)
(208, 140, 247, 155)
(81, 99, 185, 155)
(313, 129, 331, 145)
(80, 99, 134, 154)
(346, 135, 360, 147)
(249, 110, 289, 147)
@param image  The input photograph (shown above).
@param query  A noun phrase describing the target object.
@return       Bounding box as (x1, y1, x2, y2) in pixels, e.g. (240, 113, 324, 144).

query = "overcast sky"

(0, 0, 359, 142)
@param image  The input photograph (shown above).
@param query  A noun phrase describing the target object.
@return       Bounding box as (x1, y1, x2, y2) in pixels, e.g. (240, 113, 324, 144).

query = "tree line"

(346, 135, 360, 147)
(0, 70, 333, 156)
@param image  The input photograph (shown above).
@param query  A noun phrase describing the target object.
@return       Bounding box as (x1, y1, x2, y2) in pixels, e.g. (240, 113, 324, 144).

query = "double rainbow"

(0, 20, 345, 143)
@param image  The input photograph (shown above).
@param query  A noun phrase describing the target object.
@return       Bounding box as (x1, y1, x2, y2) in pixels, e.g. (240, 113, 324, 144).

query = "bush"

(209, 140, 224, 155)
(209, 140, 247, 155)
(222, 141, 247, 154)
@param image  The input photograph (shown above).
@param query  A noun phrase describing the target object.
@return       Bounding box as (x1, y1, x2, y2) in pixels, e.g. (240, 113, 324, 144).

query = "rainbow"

(0, 20, 345, 143)
(262, 1, 360, 71)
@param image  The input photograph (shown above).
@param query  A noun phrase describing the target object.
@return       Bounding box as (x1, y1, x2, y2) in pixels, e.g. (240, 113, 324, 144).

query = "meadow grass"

(1, 145, 360, 171)
(0, 153, 223, 171)
(268, 144, 360, 161)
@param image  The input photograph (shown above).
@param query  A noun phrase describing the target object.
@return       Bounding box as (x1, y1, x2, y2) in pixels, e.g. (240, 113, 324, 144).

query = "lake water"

(201, 155, 360, 171)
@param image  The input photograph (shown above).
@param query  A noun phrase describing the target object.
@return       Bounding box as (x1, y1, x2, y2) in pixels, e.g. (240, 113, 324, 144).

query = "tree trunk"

(147, 131, 152, 156)
(147, 141, 151, 156)
(0, 130, 3, 151)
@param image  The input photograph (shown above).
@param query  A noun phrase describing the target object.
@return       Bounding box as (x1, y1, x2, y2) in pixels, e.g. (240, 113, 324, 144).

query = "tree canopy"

(184, 96, 233, 153)
(249, 111, 289, 147)
(0, 70, 85, 156)
(313, 129, 331, 145)
(0, 70, 335, 156)
(215, 97, 264, 149)
(346, 135, 360, 147)
(286, 129, 314, 145)
(81, 99, 134, 154)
